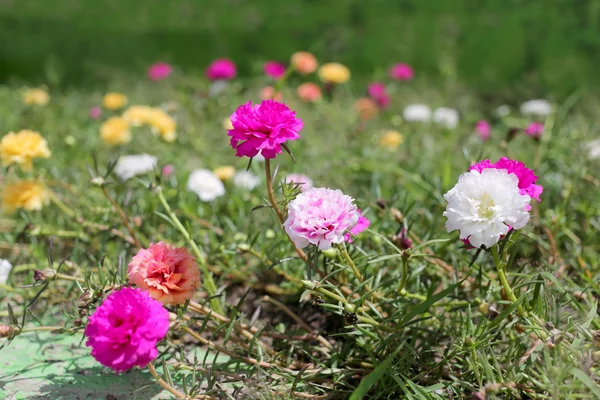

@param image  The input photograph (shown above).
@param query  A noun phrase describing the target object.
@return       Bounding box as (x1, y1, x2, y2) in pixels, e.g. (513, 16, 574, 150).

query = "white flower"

(494, 105, 511, 117)
(584, 139, 600, 160)
(402, 104, 431, 122)
(0, 259, 12, 285)
(209, 80, 229, 97)
(520, 100, 552, 117)
(233, 171, 260, 190)
(433, 107, 459, 129)
(187, 169, 225, 201)
(114, 154, 157, 180)
(443, 169, 531, 248)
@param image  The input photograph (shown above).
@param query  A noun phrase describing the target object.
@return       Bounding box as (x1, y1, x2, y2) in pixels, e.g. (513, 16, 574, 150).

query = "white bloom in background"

(187, 169, 225, 201)
(433, 107, 459, 129)
(443, 169, 531, 248)
(114, 154, 158, 180)
(233, 171, 260, 190)
(584, 139, 600, 160)
(209, 80, 229, 97)
(0, 259, 12, 285)
(520, 99, 552, 117)
(285, 173, 314, 192)
(494, 105, 511, 117)
(402, 104, 431, 122)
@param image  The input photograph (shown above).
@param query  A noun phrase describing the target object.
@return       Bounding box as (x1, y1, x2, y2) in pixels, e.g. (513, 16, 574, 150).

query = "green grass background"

(1, 0, 600, 96)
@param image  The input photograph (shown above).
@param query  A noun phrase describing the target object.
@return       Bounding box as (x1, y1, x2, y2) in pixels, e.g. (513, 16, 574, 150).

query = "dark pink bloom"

(367, 83, 390, 109)
(389, 63, 414, 80)
(84, 287, 169, 372)
(475, 120, 491, 140)
(228, 100, 303, 159)
(524, 122, 544, 138)
(147, 62, 172, 81)
(344, 209, 371, 243)
(89, 106, 102, 120)
(206, 58, 237, 81)
(469, 157, 543, 203)
(264, 61, 286, 79)
(397, 227, 413, 250)
(161, 164, 175, 177)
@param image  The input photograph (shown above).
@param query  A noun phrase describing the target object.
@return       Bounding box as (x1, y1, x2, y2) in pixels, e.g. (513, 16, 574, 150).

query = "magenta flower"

(264, 61, 286, 79)
(161, 164, 175, 177)
(147, 62, 172, 81)
(227, 100, 303, 159)
(284, 187, 359, 250)
(469, 157, 543, 203)
(475, 120, 491, 140)
(89, 106, 102, 120)
(285, 173, 313, 192)
(524, 122, 544, 138)
(206, 58, 237, 81)
(344, 209, 371, 242)
(389, 63, 414, 80)
(367, 83, 391, 109)
(84, 287, 169, 372)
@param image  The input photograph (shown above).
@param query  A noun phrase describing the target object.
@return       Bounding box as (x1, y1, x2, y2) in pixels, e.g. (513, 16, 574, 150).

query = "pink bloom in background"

(228, 100, 303, 159)
(389, 63, 414, 80)
(84, 287, 169, 372)
(296, 82, 322, 103)
(285, 173, 314, 192)
(524, 122, 544, 138)
(367, 82, 391, 109)
(344, 209, 371, 243)
(161, 164, 175, 177)
(469, 157, 543, 203)
(89, 106, 102, 120)
(284, 187, 359, 250)
(475, 120, 491, 140)
(259, 86, 284, 102)
(264, 61, 286, 79)
(147, 62, 172, 81)
(206, 58, 237, 81)
(128, 242, 200, 305)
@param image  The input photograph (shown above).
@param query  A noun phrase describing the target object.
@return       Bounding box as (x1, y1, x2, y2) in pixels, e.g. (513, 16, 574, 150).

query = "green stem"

(156, 186, 223, 315)
(492, 245, 525, 316)
(398, 257, 409, 293)
(340, 245, 362, 282)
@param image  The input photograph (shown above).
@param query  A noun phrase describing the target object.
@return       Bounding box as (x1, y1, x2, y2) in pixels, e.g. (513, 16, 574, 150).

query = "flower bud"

(321, 248, 339, 259)
(34, 268, 55, 282)
(478, 302, 490, 314)
(0, 325, 16, 338)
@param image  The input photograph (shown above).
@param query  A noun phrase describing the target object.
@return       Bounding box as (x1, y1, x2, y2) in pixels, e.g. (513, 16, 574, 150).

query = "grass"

(0, 71, 599, 399)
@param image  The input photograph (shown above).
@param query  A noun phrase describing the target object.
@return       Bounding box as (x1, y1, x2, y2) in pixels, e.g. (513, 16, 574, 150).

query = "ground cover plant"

(1, 55, 600, 399)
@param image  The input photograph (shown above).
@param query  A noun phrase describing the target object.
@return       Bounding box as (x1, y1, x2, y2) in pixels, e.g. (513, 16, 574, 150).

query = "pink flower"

(128, 242, 200, 305)
(367, 83, 391, 109)
(259, 86, 284, 102)
(475, 120, 491, 140)
(284, 187, 359, 250)
(389, 63, 414, 80)
(285, 173, 313, 192)
(161, 164, 175, 177)
(206, 58, 237, 81)
(469, 157, 543, 203)
(147, 62, 172, 81)
(84, 287, 169, 372)
(296, 83, 322, 103)
(264, 61, 286, 79)
(524, 122, 544, 138)
(89, 106, 102, 120)
(344, 209, 371, 242)
(228, 100, 303, 159)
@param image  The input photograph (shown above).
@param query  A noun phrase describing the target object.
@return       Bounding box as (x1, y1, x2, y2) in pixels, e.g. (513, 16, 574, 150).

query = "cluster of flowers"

(474, 99, 552, 141)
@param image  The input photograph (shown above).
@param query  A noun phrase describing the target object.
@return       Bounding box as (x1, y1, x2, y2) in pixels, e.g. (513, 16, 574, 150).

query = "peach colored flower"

(2, 181, 49, 214)
(353, 98, 378, 121)
(128, 242, 200, 305)
(0, 130, 51, 171)
(260, 86, 284, 102)
(103, 92, 128, 110)
(296, 83, 322, 103)
(100, 117, 131, 146)
(291, 52, 318, 75)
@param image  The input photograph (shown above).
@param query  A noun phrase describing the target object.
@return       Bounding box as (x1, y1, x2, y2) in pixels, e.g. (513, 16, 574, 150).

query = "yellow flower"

(22, 88, 50, 106)
(318, 63, 350, 84)
(213, 166, 235, 181)
(100, 117, 131, 146)
(378, 130, 404, 150)
(122, 105, 153, 126)
(147, 108, 177, 142)
(222, 117, 234, 131)
(0, 130, 51, 171)
(103, 92, 128, 110)
(2, 181, 49, 214)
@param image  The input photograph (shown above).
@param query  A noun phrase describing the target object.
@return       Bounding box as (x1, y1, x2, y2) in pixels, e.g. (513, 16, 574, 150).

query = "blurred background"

(1, 0, 599, 97)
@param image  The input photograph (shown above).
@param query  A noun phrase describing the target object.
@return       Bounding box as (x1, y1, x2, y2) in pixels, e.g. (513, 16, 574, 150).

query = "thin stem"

(398, 257, 409, 293)
(340, 246, 362, 281)
(156, 187, 224, 315)
(147, 361, 187, 399)
(101, 186, 142, 249)
(492, 245, 525, 316)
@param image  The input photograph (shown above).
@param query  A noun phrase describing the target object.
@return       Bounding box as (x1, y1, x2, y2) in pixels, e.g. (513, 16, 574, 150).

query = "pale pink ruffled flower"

(344, 209, 371, 242)
(389, 63, 414, 80)
(84, 287, 169, 372)
(161, 164, 175, 177)
(284, 187, 359, 250)
(264, 61, 286, 79)
(227, 100, 303, 159)
(206, 58, 237, 81)
(367, 83, 391, 109)
(89, 106, 102, 120)
(147, 62, 173, 81)
(475, 120, 491, 140)
(128, 242, 200, 305)
(524, 122, 544, 138)
(285, 173, 313, 192)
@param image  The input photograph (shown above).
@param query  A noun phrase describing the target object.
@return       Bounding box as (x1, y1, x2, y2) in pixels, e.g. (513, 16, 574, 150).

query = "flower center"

(476, 193, 495, 219)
